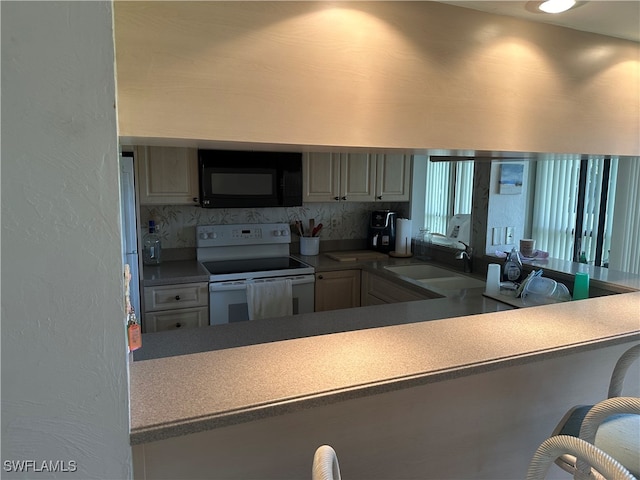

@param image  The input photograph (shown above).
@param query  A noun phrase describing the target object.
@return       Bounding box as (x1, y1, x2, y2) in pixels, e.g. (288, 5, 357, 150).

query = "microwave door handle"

(278, 174, 285, 204)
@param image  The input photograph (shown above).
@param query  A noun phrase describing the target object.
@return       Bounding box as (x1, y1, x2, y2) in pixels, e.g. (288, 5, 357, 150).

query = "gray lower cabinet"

(143, 282, 208, 332)
(315, 270, 361, 312)
(361, 271, 439, 305)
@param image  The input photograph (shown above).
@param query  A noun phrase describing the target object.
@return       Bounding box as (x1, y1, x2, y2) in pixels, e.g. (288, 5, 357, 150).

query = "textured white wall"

(1, 2, 131, 478)
(486, 162, 531, 254)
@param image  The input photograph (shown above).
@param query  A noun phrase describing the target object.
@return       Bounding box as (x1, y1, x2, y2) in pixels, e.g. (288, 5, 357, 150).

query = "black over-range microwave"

(198, 149, 303, 208)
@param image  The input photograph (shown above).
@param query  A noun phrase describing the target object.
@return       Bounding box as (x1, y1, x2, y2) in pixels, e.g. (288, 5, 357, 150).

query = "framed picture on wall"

(499, 163, 524, 195)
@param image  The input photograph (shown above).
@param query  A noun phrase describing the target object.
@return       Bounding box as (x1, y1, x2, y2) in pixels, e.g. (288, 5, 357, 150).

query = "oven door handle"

(209, 274, 315, 292)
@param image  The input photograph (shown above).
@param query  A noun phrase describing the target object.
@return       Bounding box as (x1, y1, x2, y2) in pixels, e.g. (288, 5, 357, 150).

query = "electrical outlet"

(505, 226, 515, 244)
(331, 218, 340, 228)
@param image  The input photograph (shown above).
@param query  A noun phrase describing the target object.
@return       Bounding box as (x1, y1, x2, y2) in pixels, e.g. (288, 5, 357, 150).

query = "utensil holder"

(300, 236, 320, 256)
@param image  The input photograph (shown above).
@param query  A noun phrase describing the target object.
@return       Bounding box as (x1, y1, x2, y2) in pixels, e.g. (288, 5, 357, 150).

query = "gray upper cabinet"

(136, 146, 199, 205)
(303, 152, 410, 203)
(374, 153, 411, 202)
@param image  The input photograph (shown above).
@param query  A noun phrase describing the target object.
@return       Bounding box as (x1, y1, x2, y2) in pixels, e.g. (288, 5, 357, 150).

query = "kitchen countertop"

(134, 255, 511, 361)
(142, 260, 209, 286)
(129, 291, 640, 445)
(131, 252, 640, 445)
(139, 252, 384, 287)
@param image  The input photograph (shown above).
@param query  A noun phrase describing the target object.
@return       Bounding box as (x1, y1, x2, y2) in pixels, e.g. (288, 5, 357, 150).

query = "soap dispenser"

(503, 247, 523, 282)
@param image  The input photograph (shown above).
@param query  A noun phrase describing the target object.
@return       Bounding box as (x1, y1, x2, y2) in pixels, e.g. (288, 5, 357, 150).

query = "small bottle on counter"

(143, 220, 162, 265)
(503, 247, 523, 282)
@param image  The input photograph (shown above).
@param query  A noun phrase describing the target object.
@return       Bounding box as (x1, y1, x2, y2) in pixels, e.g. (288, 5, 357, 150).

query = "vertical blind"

(603, 158, 618, 267)
(531, 154, 581, 261)
(454, 161, 474, 215)
(532, 154, 639, 273)
(424, 160, 452, 235)
(579, 155, 618, 265)
(424, 159, 474, 235)
(609, 157, 640, 274)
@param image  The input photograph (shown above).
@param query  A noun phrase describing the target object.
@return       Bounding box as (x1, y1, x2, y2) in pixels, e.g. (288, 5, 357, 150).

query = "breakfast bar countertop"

(129, 290, 640, 445)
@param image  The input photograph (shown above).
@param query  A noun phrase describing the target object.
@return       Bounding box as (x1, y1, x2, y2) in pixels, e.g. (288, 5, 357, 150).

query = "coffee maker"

(368, 210, 397, 253)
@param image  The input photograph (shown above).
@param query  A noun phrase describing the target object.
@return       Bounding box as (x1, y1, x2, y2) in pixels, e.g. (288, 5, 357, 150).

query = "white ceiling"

(438, 1, 640, 43)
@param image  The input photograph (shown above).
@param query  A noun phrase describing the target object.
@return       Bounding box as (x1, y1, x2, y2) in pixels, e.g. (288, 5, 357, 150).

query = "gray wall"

(1, 2, 131, 478)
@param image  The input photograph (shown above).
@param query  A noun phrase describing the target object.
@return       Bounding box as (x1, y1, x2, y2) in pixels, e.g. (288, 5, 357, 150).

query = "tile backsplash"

(140, 202, 409, 249)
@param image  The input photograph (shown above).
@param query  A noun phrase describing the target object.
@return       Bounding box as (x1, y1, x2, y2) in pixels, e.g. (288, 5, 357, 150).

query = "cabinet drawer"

(144, 282, 208, 312)
(144, 307, 208, 333)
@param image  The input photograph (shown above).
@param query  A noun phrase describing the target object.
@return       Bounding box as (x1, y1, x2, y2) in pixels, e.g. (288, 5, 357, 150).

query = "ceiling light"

(539, 0, 577, 14)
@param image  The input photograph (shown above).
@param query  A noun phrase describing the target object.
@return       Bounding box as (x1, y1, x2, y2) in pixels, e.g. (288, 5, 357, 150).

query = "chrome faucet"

(455, 242, 473, 273)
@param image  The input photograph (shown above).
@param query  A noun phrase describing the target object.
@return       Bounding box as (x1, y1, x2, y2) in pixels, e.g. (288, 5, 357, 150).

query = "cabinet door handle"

(341, 196, 347, 201)
(334, 196, 340, 201)
(175, 322, 182, 328)
(193, 197, 198, 203)
(175, 295, 181, 301)
(377, 195, 382, 200)
(318, 275, 324, 280)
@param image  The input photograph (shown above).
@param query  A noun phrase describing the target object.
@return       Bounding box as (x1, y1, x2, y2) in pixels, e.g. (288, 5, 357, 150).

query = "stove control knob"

(273, 230, 281, 236)
(280, 229, 289, 236)
(209, 233, 217, 239)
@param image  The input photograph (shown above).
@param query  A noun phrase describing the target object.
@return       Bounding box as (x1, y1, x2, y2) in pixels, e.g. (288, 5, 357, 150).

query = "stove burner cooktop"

(203, 257, 307, 275)
(202, 256, 314, 282)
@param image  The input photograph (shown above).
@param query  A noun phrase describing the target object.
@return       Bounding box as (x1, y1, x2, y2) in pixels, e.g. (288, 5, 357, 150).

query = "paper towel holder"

(389, 217, 413, 258)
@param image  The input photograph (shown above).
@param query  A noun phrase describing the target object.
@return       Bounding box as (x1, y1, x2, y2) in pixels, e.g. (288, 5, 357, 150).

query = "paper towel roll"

(486, 263, 501, 296)
(395, 218, 412, 255)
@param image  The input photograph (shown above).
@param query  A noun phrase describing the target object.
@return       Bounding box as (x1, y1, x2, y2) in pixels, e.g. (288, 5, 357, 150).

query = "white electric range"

(196, 223, 315, 325)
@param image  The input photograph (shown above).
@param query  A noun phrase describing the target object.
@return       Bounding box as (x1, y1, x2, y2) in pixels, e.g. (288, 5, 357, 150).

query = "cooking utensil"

(309, 218, 315, 233)
(312, 223, 323, 237)
(294, 220, 304, 237)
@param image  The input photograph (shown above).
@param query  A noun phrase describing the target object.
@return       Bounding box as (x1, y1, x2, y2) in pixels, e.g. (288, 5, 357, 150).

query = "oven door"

(209, 275, 315, 325)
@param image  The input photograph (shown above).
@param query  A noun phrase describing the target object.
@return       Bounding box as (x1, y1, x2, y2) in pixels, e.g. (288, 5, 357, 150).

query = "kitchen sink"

(384, 264, 485, 291)
(383, 264, 458, 279)
(416, 276, 485, 290)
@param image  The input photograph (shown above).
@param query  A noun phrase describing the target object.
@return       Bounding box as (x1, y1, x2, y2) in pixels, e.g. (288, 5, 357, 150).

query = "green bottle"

(579, 251, 588, 264)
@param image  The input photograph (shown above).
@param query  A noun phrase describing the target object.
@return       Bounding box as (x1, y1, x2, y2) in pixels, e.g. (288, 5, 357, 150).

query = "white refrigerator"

(120, 152, 141, 317)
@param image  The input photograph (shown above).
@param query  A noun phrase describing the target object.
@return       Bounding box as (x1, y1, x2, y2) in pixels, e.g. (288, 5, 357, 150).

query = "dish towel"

(246, 279, 293, 320)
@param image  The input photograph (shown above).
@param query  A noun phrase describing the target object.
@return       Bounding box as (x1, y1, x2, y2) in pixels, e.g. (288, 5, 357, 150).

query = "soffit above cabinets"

(114, 2, 639, 156)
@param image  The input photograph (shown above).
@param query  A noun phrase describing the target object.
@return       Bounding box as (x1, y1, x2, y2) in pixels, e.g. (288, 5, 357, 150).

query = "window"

(423, 158, 474, 235)
(531, 154, 581, 261)
(530, 154, 640, 272)
(608, 157, 640, 274)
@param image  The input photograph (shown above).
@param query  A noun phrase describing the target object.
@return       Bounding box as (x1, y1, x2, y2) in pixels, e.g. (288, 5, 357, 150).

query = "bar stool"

(550, 344, 640, 477)
(527, 435, 635, 480)
(312, 445, 341, 480)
